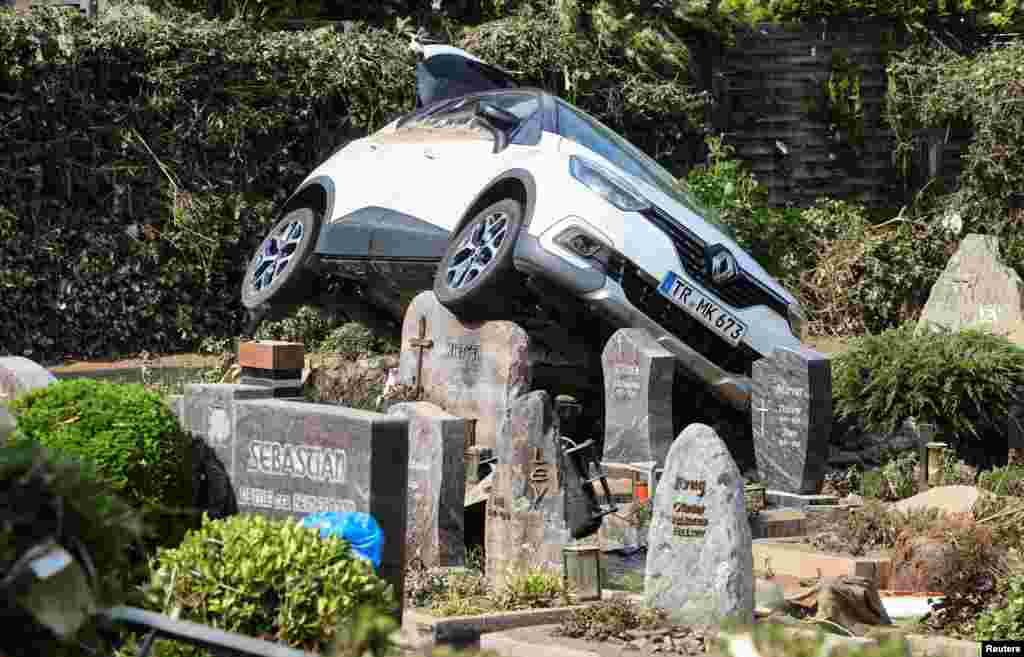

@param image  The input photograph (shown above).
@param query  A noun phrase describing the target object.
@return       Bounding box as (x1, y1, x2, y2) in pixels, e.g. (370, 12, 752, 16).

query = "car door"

(407, 91, 545, 233)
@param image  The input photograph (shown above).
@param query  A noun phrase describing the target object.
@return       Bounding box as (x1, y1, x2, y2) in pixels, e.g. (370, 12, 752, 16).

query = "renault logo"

(707, 246, 738, 285)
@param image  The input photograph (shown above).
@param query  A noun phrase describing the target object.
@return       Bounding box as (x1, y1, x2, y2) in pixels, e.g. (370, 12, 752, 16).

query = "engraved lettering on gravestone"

(670, 478, 708, 539)
(445, 342, 482, 363)
(245, 440, 347, 484)
(528, 446, 551, 501)
(773, 383, 809, 400)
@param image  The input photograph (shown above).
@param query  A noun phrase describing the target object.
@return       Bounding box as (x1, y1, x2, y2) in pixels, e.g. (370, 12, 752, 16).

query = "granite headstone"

(387, 401, 467, 568)
(751, 346, 831, 495)
(397, 291, 533, 450)
(231, 399, 410, 615)
(601, 329, 675, 467)
(644, 424, 754, 624)
(485, 390, 571, 589)
(0, 356, 57, 443)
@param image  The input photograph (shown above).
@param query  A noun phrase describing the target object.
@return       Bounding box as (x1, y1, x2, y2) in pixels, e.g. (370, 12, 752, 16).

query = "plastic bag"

(300, 511, 383, 569)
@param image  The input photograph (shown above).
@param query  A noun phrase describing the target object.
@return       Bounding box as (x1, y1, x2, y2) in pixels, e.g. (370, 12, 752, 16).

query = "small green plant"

(197, 335, 234, 354)
(978, 464, 1024, 497)
(145, 514, 394, 655)
(859, 470, 885, 500)
(320, 322, 398, 360)
(255, 305, 338, 351)
(833, 326, 1024, 445)
(9, 379, 194, 546)
(494, 565, 569, 610)
(975, 573, 1024, 641)
(881, 450, 918, 500)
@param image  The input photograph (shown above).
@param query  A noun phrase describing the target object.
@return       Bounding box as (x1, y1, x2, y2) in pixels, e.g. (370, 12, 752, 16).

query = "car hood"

(631, 178, 799, 307)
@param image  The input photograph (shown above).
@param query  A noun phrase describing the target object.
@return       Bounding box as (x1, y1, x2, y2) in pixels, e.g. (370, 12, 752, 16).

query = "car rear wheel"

(241, 206, 321, 311)
(433, 198, 524, 319)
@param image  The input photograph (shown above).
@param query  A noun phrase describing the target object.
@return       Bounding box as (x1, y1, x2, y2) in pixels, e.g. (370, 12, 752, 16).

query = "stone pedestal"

(238, 341, 305, 398)
(388, 401, 467, 568)
(751, 346, 831, 494)
(601, 329, 675, 468)
(486, 391, 570, 589)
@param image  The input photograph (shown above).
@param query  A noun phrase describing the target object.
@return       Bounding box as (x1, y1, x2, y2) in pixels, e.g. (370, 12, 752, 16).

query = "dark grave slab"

(644, 424, 754, 624)
(750, 346, 832, 495)
(397, 291, 533, 450)
(182, 383, 274, 486)
(387, 401, 467, 568)
(232, 399, 409, 617)
(486, 391, 570, 589)
(601, 329, 675, 467)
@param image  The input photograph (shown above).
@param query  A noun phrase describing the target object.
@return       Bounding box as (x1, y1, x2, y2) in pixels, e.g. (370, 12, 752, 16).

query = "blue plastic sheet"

(300, 512, 383, 569)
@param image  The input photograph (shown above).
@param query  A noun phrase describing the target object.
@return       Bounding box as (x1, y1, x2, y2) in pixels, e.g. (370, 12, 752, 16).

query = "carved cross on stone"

(409, 316, 434, 397)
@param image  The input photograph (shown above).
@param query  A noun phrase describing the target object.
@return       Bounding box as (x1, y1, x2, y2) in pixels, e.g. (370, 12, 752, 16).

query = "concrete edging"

(409, 606, 590, 638)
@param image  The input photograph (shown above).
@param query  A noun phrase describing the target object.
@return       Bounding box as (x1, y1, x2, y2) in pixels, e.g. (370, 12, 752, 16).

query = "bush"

(0, 444, 145, 657)
(254, 305, 338, 350)
(145, 514, 395, 655)
(978, 464, 1024, 497)
(493, 565, 569, 610)
(0, 7, 414, 361)
(9, 379, 194, 517)
(976, 573, 1024, 641)
(321, 322, 399, 360)
(833, 325, 1024, 446)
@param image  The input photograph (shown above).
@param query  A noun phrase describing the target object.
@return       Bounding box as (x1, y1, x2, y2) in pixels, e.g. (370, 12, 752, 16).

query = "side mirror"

(475, 102, 519, 154)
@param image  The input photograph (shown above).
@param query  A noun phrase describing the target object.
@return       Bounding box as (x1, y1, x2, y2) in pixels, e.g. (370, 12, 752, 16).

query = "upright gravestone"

(387, 401, 467, 568)
(644, 424, 754, 624)
(0, 356, 57, 443)
(601, 329, 676, 468)
(750, 346, 831, 495)
(397, 291, 533, 450)
(230, 399, 410, 616)
(486, 390, 570, 589)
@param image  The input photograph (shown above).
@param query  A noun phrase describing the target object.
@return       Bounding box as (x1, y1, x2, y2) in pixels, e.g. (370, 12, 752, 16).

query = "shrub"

(9, 379, 194, 519)
(145, 514, 395, 655)
(975, 573, 1024, 641)
(832, 325, 1024, 445)
(977, 464, 1024, 497)
(0, 7, 413, 361)
(0, 444, 145, 657)
(321, 322, 399, 360)
(494, 565, 569, 610)
(254, 305, 338, 350)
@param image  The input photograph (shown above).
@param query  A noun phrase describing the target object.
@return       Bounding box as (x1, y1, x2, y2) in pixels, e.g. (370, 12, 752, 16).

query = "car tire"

(433, 198, 524, 319)
(241, 206, 321, 311)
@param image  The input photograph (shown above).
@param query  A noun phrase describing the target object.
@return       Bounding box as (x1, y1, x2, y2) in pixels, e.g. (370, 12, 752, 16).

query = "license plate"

(658, 271, 747, 346)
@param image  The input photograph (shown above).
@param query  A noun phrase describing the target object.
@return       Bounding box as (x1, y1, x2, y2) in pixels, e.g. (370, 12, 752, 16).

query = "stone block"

(388, 401, 467, 568)
(238, 340, 305, 370)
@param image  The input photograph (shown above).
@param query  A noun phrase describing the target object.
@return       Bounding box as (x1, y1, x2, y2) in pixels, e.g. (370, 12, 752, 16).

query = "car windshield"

(555, 100, 733, 235)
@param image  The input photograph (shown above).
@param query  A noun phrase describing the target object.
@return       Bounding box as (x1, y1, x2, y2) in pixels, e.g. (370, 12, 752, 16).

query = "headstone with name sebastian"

(486, 390, 570, 589)
(387, 401, 467, 568)
(0, 356, 57, 443)
(644, 424, 754, 624)
(750, 346, 832, 495)
(219, 397, 410, 617)
(397, 291, 533, 450)
(601, 329, 676, 467)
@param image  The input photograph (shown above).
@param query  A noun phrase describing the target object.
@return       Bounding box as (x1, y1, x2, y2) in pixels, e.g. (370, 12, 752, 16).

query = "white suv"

(241, 41, 804, 410)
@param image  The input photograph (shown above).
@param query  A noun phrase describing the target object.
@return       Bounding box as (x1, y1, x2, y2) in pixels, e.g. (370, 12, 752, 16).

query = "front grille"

(640, 206, 790, 319)
(615, 261, 758, 376)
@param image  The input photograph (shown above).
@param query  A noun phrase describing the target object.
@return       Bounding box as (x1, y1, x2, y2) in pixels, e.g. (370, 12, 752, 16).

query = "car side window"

(399, 92, 542, 145)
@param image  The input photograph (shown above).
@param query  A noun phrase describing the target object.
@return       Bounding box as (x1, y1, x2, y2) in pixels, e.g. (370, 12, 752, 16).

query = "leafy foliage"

(9, 379, 194, 538)
(0, 444, 145, 657)
(977, 464, 1024, 497)
(145, 514, 395, 655)
(321, 322, 400, 360)
(254, 305, 339, 349)
(976, 573, 1024, 641)
(732, 623, 927, 657)
(717, 0, 1024, 30)
(0, 6, 414, 361)
(832, 325, 1024, 444)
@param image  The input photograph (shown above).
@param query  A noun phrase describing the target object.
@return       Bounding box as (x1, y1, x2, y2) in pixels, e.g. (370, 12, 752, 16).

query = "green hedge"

(0, 6, 414, 361)
(9, 379, 195, 546)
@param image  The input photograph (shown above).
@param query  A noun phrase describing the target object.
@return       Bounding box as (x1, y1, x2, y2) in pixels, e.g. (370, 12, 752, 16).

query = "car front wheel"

(241, 206, 321, 312)
(433, 198, 524, 319)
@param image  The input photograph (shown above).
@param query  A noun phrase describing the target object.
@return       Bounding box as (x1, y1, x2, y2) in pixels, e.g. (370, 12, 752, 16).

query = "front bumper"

(514, 233, 753, 411)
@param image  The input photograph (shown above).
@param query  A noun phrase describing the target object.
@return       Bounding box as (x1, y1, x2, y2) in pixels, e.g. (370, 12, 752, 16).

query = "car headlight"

(788, 304, 805, 340)
(569, 156, 650, 213)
